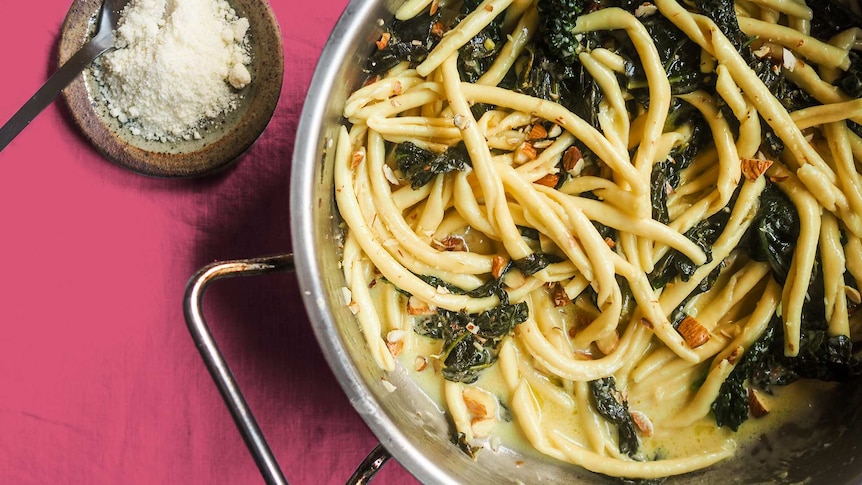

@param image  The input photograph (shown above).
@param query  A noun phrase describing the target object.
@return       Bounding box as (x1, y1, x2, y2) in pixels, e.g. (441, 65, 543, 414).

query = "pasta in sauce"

(334, 0, 862, 479)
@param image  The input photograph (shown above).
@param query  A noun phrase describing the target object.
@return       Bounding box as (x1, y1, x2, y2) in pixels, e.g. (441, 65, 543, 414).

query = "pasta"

(334, 0, 862, 480)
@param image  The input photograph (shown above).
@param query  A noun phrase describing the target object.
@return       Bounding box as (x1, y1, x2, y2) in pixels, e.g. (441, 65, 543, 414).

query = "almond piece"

(562, 146, 584, 172)
(528, 124, 548, 140)
(549, 282, 570, 307)
(748, 388, 770, 418)
(741, 157, 773, 181)
(434, 235, 467, 252)
(678, 316, 710, 348)
(534, 173, 559, 187)
(491, 255, 509, 279)
(375, 32, 390, 50)
(517, 142, 538, 162)
(386, 339, 404, 356)
(407, 296, 436, 315)
(351, 148, 365, 169)
(630, 410, 654, 437)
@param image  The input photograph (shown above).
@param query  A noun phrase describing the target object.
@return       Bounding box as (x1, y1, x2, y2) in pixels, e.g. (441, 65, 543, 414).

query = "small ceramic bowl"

(59, 0, 284, 177)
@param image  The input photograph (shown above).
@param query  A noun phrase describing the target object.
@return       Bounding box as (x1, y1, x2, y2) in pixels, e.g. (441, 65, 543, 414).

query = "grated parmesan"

(93, 0, 252, 142)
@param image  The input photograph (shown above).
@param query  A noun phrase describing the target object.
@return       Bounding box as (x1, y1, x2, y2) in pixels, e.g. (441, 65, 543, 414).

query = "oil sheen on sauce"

(394, 322, 832, 473)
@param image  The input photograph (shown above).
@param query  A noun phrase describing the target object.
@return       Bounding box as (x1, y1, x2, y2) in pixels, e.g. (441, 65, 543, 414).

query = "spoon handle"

(0, 37, 112, 153)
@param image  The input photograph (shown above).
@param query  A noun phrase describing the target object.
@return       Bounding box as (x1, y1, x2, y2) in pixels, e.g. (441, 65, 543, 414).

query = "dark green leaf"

(416, 303, 529, 384)
(590, 377, 640, 457)
(367, 10, 442, 74)
(514, 252, 564, 275)
(395, 141, 472, 189)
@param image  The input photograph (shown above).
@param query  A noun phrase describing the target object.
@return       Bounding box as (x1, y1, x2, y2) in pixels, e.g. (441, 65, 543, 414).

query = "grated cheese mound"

(94, 0, 252, 142)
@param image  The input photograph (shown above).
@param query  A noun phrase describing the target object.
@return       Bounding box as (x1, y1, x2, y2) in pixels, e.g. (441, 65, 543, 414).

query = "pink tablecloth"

(0, 1, 417, 483)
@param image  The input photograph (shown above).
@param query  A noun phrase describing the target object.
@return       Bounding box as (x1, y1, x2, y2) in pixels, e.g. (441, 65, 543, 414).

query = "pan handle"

(183, 255, 391, 485)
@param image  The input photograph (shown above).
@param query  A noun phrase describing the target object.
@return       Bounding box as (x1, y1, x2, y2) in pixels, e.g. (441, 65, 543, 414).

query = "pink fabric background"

(0, 0, 419, 483)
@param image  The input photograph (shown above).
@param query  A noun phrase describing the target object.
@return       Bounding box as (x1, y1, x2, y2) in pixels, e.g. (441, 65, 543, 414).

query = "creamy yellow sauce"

(397, 325, 833, 469)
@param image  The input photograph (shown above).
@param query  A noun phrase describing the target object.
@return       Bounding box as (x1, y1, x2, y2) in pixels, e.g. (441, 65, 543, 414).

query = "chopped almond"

(414, 355, 428, 372)
(604, 237, 616, 249)
(351, 148, 365, 169)
(407, 296, 436, 315)
(534, 173, 559, 187)
(463, 393, 487, 418)
(492, 255, 508, 279)
(549, 282, 570, 307)
(376, 32, 391, 50)
(429, 0, 439, 15)
(562, 146, 584, 172)
(630, 410, 654, 437)
(741, 157, 773, 181)
(462, 387, 499, 438)
(528, 124, 548, 140)
(678, 316, 710, 348)
(431, 21, 445, 37)
(517, 142, 538, 162)
(386, 339, 404, 356)
(435, 235, 467, 252)
(748, 388, 770, 418)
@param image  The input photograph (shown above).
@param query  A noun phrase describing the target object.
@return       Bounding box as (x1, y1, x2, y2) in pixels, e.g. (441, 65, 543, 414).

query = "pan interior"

(289, 1, 862, 483)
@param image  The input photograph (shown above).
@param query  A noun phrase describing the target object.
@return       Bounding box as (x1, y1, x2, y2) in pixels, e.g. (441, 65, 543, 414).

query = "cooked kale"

(809, 0, 862, 41)
(650, 161, 676, 225)
(410, 264, 526, 384)
(838, 52, 862, 99)
(395, 141, 472, 189)
(513, 252, 565, 275)
(590, 377, 640, 457)
(760, 122, 785, 160)
(712, 324, 775, 431)
(536, 0, 594, 66)
(771, 75, 819, 112)
(455, 431, 481, 458)
(457, 0, 504, 83)
(515, 44, 606, 130)
(713, 314, 862, 431)
(531, 1, 610, 131)
(698, 0, 815, 115)
(697, 0, 748, 48)
(623, 13, 709, 97)
(649, 101, 711, 226)
(367, 10, 442, 75)
(415, 303, 529, 383)
(648, 205, 732, 290)
(745, 183, 799, 284)
(417, 266, 511, 302)
(518, 225, 541, 241)
(584, 275, 637, 324)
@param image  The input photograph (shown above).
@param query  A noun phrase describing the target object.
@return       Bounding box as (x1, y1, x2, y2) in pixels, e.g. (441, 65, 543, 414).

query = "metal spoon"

(0, 0, 129, 152)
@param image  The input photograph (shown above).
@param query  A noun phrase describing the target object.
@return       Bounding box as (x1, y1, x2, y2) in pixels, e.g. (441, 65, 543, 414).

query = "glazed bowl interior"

(290, 1, 862, 483)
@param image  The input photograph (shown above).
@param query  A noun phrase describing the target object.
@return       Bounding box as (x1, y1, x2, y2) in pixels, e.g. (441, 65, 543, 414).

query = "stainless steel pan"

(185, 1, 862, 483)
